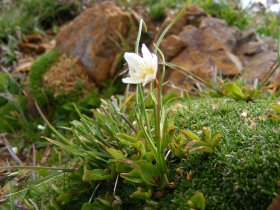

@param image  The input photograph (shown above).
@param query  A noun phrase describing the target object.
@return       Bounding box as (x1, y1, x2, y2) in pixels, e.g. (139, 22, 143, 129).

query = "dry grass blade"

(34, 102, 72, 146)
(0, 133, 23, 166)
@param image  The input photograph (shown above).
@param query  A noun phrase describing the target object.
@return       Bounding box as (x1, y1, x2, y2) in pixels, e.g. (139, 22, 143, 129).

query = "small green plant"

(187, 192, 206, 210)
(197, 0, 250, 29)
(143, 0, 183, 20)
(268, 102, 280, 123)
(170, 127, 221, 158)
(213, 77, 263, 102)
(83, 192, 122, 210)
(0, 35, 20, 66)
(196, 0, 280, 38)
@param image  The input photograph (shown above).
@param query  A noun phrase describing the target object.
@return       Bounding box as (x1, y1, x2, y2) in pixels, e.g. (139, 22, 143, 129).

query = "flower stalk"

(121, 0, 191, 187)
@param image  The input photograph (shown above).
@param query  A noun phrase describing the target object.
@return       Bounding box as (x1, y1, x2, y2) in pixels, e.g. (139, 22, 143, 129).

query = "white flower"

(37, 124, 46, 130)
(122, 44, 158, 86)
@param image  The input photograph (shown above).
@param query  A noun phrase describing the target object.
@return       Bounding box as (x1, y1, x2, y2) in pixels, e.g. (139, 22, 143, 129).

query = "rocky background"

(41, 1, 279, 94)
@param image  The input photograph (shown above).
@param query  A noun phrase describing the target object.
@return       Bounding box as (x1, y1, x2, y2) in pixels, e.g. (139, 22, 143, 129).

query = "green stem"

(135, 111, 158, 161)
(155, 79, 168, 179)
(138, 84, 152, 138)
(153, 0, 190, 55)
(0, 166, 74, 172)
(135, 19, 147, 54)
(156, 47, 165, 109)
(155, 80, 161, 146)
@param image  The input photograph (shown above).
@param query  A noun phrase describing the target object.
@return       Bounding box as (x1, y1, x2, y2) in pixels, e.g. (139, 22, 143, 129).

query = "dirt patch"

(42, 55, 95, 97)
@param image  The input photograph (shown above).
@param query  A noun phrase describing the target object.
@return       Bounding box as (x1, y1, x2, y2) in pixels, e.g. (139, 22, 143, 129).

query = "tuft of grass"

(197, 0, 250, 30)
(143, 0, 184, 20)
(0, 0, 80, 39)
(0, 96, 26, 132)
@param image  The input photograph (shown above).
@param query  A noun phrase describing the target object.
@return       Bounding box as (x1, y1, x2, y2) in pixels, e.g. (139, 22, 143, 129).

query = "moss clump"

(160, 97, 280, 209)
(28, 50, 60, 106)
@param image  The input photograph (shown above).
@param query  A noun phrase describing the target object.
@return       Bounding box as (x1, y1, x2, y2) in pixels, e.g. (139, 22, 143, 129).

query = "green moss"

(28, 50, 59, 106)
(161, 97, 280, 209)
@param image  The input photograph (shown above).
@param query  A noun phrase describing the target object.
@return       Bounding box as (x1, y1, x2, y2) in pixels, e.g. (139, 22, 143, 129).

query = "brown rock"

(153, 4, 279, 91)
(262, 37, 278, 51)
(169, 46, 242, 83)
(242, 51, 280, 82)
(267, 194, 280, 210)
(188, 26, 240, 52)
(154, 4, 207, 41)
(183, 4, 209, 26)
(236, 28, 257, 45)
(235, 41, 267, 55)
(55, 1, 130, 84)
(178, 25, 198, 45)
(159, 35, 185, 61)
(199, 17, 228, 28)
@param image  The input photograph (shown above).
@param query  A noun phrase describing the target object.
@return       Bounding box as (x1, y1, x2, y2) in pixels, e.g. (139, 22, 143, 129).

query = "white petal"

(152, 54, 158, 76)
(141, 44, 153, 65)
(124, 53, 144, 73)
(142, 74, 156, 86)
(145, 73, 156, 81)
(122, 77, 144, 84)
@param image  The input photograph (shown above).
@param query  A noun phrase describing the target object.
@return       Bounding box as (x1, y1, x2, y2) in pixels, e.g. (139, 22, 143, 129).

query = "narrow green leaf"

(83, 166, 113, 181)
(175, 133, 185, 142)
(118, 159, 160, 186)
(20, 171, 62, 187)
(121, 169, 143, 184)
(269, 114, 280, 123)
(51, 184, 64, 195)
(154, 0, 191, 54)
(224, 82, 245, 100)
(115, 133, 137, 143)
(26, 199, 39, 210)
(211, 134, 222, 149)
(106, 148, 126, 159)
(58, 192, 72, 205)
(203, 127, 211, 145)
(169, 142, 187, 158)
(35, 102, 72, 146)
(94, 198, 112, 210)
(115, 133, 142, 151)
(130, 187, 152, 200)
(92, 110, 112, 123)
(180, 130, 200, 140)
(189, 192, 206, 210)
(162, 125, 177, 149)
(271, 103, 280, 115)
(81, 203, 97, 210)
(50, 195, 60, 210)
(142, 151, 155, 163)
(189, 146, 213, 154)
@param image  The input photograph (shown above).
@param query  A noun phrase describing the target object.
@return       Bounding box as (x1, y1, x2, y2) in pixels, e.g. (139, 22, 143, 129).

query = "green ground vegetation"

(2, 97, 279, 209)
(0, 0, 280, 209)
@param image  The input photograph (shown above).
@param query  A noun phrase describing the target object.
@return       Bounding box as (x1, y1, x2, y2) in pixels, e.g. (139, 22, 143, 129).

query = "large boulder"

(55, 1, 130, 84)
